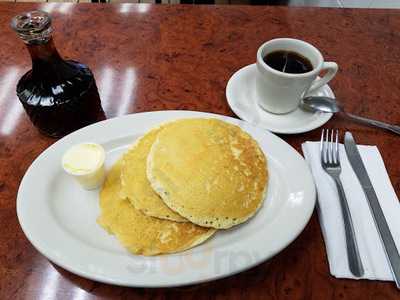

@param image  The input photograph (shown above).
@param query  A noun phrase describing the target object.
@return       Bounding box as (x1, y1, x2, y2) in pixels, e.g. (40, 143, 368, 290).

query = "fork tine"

(324, 129, 329, 163)
(326, 129, 331, 163)
(320, 129, 325, 163)
(326, 129, 330, 163)
(320, 129, 324, 152)
(330, 129, 334, 163)
(335, 129, 339, 164)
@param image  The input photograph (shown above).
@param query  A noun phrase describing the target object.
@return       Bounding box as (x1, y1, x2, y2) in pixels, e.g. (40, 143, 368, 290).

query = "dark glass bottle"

(11, 10, 105, 137)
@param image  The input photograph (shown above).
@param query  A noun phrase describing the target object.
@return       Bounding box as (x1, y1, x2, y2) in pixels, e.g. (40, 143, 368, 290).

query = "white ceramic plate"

(226, 64, 334, 134)
(17, 111, 316, 287)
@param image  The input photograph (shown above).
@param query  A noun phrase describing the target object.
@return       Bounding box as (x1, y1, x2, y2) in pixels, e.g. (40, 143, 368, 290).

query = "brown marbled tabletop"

(1, 3, 400, 299)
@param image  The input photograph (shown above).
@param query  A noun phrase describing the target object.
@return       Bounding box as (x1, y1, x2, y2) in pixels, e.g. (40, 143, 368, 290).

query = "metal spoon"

(301, 96, 400, 135)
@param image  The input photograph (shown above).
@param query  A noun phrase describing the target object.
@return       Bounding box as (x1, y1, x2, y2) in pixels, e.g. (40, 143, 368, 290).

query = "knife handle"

(334, 177, 365, 277)
(364, 187, 400, 289)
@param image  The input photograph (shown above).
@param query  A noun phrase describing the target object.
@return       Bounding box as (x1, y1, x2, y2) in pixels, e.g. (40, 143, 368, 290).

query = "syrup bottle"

(11, 10, 105, 137)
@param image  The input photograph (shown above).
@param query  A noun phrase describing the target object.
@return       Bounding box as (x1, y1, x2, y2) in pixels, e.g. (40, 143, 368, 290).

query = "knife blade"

(344, 131, 400, 288)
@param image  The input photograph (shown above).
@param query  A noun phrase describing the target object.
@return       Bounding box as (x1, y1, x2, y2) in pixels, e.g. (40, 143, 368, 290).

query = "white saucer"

(226, 64, 334, 134)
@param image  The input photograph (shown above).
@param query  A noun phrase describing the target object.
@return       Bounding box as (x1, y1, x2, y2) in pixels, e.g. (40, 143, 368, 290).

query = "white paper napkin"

(302, 141, 400, 281)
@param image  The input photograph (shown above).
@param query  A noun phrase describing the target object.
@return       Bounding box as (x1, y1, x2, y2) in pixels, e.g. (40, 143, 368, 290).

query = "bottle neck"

(26, 38, 73, 81)
(27, 37, 62, 69)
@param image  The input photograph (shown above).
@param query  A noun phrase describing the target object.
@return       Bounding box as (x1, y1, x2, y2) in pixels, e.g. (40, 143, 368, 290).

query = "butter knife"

(344, 131, 400, 288)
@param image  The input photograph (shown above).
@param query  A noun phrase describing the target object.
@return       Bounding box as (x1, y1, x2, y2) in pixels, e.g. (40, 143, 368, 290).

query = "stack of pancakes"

(98, 118, 268, 256)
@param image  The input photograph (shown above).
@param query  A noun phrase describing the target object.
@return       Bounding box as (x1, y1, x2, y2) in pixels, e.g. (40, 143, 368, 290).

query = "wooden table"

(1, 3, 399, 299)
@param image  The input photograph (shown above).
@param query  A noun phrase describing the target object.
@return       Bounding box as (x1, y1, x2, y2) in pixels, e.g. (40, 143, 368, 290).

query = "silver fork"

(321, 129, 364, 277)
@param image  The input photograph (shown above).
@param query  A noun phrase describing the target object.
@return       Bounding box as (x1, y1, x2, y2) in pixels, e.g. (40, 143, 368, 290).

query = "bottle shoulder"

(16, 61, 97, 107)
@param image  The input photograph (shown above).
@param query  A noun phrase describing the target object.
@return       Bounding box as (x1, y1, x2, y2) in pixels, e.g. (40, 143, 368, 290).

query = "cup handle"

(307, 62, 338, 94)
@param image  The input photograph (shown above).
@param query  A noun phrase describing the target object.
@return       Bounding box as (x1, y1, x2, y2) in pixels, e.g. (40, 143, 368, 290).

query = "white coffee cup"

(256, 38, 338, 114)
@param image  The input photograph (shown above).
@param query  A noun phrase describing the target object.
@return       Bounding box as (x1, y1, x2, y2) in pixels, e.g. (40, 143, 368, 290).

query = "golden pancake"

(120, 128, 187, 222)
(98, 159, 215, 256)
(147, 118, 268, 229)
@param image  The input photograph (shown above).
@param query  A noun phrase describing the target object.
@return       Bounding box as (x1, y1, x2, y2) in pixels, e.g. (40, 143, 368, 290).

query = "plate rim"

(16, 110, 316, 287)
(226, 63, 334, 134)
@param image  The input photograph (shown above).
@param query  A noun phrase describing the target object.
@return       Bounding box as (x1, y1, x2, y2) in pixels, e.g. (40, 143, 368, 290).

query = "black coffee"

(263, 50, 313, 74)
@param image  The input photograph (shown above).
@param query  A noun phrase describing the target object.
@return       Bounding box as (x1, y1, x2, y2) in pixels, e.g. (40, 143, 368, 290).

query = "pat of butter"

(62, 143, 105, 190)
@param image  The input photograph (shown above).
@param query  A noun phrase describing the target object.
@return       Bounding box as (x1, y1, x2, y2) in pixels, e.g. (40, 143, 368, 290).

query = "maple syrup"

(12, 10, 105, 137)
